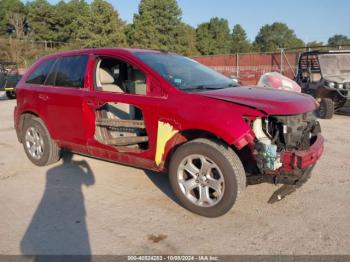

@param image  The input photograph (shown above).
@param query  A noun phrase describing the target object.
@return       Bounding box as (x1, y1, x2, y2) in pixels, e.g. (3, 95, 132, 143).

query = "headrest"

(100, 68, 115, 84)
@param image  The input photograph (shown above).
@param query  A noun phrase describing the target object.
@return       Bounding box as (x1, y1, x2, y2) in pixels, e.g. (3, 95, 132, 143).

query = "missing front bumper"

(254, 134, 324, 186)
(281, 134, 324, 171)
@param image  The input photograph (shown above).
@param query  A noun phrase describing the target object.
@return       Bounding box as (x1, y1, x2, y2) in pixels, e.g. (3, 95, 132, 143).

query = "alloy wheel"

(177, 154, 225, 207)
(25, 127, 44, 160)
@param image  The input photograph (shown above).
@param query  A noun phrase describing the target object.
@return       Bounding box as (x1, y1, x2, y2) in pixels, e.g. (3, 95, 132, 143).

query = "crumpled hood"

(199, 86, 317, 115)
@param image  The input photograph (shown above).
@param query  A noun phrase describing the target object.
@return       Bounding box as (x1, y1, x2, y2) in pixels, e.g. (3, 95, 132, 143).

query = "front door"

(86, 55, 164, 169)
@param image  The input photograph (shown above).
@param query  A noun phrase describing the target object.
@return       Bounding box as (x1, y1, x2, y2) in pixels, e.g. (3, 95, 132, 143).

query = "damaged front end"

(252, 112, 323, 185)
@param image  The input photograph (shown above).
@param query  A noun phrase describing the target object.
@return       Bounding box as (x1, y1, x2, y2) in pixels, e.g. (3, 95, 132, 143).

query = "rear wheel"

(169, 138, 246, 217)
(5, 91, 16, 99)
(22, 117, 61, 166)
(318, 98, 334, 119)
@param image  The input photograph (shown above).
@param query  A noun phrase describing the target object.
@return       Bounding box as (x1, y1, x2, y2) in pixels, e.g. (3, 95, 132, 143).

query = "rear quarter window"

(26, 58, 56, 85)
(48, 55, 88, 88)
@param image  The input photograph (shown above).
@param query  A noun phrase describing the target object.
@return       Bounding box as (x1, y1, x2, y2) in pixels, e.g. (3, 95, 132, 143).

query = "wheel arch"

(17, 111, 43, 143)
(161, 129, 241, 171)
(316, 86, 334, 99)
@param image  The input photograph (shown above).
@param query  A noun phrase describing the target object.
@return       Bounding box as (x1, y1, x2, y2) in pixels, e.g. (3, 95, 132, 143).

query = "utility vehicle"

(0, 61, 21, 99)
(296, 50, 350, 119)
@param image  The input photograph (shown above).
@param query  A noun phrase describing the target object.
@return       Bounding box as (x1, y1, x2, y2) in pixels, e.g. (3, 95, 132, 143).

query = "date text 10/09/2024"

(128, 256, 220, 261)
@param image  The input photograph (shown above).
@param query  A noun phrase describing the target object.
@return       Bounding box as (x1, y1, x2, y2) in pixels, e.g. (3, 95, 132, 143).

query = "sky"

(45, 0, 349, 43)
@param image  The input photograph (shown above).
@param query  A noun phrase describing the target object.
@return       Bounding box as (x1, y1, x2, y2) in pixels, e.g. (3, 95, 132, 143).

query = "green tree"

(26, 0, 59, 41)
(254, 22, 304, 52)
(127, 0, 185, 52)
(0, 0, 27, 37)
(54, 0, 89, 43)
(196, 17, 232, 55)
(195, 22, 213, 55)
(328, 34, 350, 47)
(73, 0, 127, 48)
(126, 0, 163, 49)
(231, 24, 251, 53)
(175, 23, 200, 56)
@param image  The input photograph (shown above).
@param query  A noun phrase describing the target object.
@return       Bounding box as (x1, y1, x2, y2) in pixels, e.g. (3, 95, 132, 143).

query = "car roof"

(41, 48, 169, 59)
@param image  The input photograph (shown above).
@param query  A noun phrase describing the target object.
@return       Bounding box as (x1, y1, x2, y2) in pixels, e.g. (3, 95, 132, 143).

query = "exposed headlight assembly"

(337, 83, 344, 89)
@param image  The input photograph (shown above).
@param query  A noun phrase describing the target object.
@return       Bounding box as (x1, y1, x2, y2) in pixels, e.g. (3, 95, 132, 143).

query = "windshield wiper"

(184, 85, 228, 92)
(185, 85, 211, 91)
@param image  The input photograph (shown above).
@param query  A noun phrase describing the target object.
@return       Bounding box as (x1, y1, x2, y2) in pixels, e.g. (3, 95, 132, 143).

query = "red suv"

(14, 48, 324, 217)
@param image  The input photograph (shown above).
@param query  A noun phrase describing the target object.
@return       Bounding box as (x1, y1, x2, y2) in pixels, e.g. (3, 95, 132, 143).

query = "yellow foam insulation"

(155, 121, 178, 165)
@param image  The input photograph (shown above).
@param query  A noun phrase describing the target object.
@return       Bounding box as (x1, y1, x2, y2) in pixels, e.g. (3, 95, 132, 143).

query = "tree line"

(1, 0, 350, 57)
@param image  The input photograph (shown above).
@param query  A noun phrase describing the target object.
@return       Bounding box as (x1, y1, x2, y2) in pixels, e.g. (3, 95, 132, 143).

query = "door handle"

(38, 94, 49, 101)
(87, 100, 105, 109)
(86, 100, 99, 109)
(86, 100, 95, 106)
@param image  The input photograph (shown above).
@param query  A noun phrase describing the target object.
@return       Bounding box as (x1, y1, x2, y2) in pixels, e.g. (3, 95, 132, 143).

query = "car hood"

(198, 86, 317, 115)
(324, 75, 350, 83)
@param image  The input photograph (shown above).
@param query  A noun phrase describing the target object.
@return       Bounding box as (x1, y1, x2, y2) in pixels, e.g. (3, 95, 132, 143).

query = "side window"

(96, 57, 147, 95)
(26, 58, 56, 85)
(46, 55, 88, 88)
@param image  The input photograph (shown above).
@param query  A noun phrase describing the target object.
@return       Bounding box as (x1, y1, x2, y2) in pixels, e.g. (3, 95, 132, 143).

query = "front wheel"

(169, 138, 246, 217)
(318, 98, 334, 119)
(22, 117, 61, 166)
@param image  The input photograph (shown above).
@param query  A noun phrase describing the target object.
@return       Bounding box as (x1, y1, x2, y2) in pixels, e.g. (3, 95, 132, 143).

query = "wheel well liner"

(17, 112, 39, 143)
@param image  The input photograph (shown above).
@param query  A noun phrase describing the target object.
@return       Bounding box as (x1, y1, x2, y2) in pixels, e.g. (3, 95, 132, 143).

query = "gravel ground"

(0, 92, 350, 255)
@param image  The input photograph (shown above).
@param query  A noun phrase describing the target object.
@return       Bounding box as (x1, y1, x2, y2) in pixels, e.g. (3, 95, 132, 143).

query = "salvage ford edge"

(14, 48, 324, 217)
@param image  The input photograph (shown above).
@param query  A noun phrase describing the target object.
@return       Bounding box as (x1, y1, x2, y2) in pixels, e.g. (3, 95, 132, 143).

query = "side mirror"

(229, 76, 240, 86)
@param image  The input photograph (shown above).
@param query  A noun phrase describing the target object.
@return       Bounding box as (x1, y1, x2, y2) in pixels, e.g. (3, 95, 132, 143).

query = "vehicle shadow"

(20, 151, 95, 261)
(143, 170, 180, 206)
(246, 175, 291, 204)
(144, 168, 299, 208)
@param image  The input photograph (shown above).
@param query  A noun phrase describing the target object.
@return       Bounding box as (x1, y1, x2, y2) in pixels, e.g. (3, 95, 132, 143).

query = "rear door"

(39, 55, 90, 153)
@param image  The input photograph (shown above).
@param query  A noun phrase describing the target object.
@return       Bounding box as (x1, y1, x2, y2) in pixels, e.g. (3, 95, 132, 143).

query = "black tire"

(22, 117, 61, 166)
(169, 138, 246, 217)
(318, 98, 334, 119)
(6, 91, 16, 99)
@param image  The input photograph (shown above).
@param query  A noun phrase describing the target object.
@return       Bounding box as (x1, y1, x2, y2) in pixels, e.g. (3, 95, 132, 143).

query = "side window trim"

(43, 58, 59, 86)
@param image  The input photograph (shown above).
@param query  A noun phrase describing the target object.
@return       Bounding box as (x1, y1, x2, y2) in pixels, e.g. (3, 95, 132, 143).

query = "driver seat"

(310, 72, 322, 82)
(97, 67, 124, 93)
(95, 61, 134, 120)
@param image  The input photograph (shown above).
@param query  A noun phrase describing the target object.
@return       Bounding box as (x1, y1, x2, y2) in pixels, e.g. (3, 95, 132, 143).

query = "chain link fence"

(193, 51, 299, 85)
(0, 37, 79, 71)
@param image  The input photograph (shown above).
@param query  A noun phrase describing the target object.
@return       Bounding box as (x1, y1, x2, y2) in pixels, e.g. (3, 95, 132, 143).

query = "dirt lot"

(0, 93, 350, 255)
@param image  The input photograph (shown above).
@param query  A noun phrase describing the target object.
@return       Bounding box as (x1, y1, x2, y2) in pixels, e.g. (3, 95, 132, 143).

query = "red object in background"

(14, 48, 322, 176)
(257, 72, 302, 92)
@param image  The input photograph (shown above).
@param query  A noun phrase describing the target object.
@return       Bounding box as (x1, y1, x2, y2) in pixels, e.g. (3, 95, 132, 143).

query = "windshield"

(318, 53, 350, 77)
(135, 52, 236, 91)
